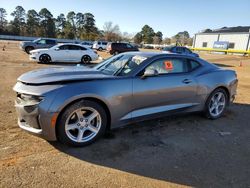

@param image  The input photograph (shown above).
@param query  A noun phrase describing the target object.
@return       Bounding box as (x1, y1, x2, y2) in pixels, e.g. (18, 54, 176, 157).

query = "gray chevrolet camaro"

(13, 52, 238, 146)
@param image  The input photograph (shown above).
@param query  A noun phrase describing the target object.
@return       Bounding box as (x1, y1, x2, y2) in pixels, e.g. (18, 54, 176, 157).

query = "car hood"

(21, 41, 34, 46)
(18, 66, 114, 85)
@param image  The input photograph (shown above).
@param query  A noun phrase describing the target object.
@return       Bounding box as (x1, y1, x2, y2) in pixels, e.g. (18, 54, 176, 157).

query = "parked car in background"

(162, 46, 199, 57)
(92, 41, 108, 51)
(143, 45, 154, 49)
(81, 41, 93, 48)
(29, 43, 98, 64)
(106, 42, 139, 55)
(20, 38, 57, 54)
(14, 52, 238, 146)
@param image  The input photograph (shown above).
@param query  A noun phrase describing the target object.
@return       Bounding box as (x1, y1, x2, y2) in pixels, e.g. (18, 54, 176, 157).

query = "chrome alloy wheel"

(65, 107, 102, 143)
(208, 91, 226, 117)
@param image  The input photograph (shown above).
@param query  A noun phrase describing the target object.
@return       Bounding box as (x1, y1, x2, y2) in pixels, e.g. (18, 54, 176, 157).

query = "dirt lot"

(0, 41, 250, 188)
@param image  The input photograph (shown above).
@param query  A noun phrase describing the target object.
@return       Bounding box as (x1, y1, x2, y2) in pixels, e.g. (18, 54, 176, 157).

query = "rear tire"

(204, 88, 228, 119)
(39, 54, 51, 64)
(56, 100, 107, 146)
(25, 46, 34, 54)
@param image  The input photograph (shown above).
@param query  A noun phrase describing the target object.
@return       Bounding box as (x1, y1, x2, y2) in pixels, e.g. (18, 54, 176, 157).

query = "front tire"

(39, 54, 51, 64)
(98, 47, 103, 51)
(57, 100, 107, 146)
(205, 88, 228, 119)
(25, 46, 34, 54)
(81, 55, 91, 64)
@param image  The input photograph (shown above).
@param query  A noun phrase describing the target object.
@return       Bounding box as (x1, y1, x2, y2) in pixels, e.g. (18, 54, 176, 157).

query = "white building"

(193, 26, 250, 51)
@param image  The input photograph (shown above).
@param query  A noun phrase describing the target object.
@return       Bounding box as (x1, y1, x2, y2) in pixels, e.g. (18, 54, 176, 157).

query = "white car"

(81, 41, 93, 49)
(92, 41, 108, 51)
(29, 43, 99, 64)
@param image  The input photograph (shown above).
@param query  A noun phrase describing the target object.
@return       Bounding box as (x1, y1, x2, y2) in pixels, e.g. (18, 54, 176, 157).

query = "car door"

(36, 39, 48, 49)
(53, 45, 70, 62)
(132, 57, 198, 119)
(68, 45, 82, 62)
(45, 39, 56, 48)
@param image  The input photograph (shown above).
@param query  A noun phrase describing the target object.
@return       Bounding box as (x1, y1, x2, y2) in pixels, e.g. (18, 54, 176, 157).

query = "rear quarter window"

(188, 60, 201, 71)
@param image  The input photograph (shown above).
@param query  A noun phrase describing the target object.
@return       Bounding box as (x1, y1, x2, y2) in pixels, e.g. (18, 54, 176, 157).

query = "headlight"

(32, 51, 40, 55)
(16, 93, 44, 106)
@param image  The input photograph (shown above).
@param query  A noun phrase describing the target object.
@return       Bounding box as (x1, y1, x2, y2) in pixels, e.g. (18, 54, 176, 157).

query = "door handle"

(182, 79, 192, 84)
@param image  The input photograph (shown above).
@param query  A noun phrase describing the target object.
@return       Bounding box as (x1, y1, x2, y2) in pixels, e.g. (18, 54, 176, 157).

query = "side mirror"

(141, 68, 158, 79)
(55, 48, 60, 51)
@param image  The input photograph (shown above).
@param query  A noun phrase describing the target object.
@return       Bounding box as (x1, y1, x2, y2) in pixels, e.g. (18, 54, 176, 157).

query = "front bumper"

(29, 54, 38, 61)
(15, 100, 43, 135)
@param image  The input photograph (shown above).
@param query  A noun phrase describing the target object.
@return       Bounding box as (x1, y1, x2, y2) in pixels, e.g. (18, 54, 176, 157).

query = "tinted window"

(184, 48, 192, 54)
(175, 47, 184, 53)
(69, 45, 82, 50)
(162, 46, 173, 51)
(189, 60, 200, 70)
(102, 42, 107, 45)
(46, 40, 56, 44)
(146, 58, 189, 74)
(59, 45, 69, 50)
(126, 44, 133, 48)
(98, 42, 101, 45)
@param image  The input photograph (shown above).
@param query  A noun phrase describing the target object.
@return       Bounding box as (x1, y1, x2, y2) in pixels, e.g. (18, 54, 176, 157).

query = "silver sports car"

(13, 52, 238, 146)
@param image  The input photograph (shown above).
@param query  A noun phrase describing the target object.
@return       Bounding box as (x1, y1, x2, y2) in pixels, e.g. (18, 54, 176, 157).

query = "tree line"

(0, 6, 126, 41)
(0, 6, 192, 45)
(134, 25, 192, 46)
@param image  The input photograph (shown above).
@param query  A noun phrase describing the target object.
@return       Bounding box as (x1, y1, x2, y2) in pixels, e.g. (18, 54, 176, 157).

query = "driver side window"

(59, 45, 69, 50)
(37, 39, 46, 44)
(145, 58, 189, 75)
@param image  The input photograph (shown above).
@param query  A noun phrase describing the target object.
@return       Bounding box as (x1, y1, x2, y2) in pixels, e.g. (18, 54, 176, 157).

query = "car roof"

(121, 51, 197, 59)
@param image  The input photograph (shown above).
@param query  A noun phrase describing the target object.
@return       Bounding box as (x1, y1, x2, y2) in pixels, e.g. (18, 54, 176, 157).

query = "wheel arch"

(206, 85, 230, 105)
(55, 96, 111, 138)
(25, 46, 34, 53)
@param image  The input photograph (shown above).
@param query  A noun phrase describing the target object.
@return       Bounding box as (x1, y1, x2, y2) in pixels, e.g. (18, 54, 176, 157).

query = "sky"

(1, 0, 250, 38)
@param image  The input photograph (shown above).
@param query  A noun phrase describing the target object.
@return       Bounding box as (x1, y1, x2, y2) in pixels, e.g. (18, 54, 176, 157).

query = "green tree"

(0, 8, 7, 33)
(56, 13, 66, 38)
(10, 6, 26, 35)
(152, 31, 163, 44)
(82, 13, 97, 40)
(172, 31, 190, 45)
(39, 8, 56, 37)
(141, 25, 155, 44)
(26, 9, 40, 36)
(66, 11, 76, 39)
(134, 32, 143, 44)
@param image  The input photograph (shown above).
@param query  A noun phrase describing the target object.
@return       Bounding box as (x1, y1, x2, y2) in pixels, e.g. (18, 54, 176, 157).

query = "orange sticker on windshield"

(164, 61, 173, 70)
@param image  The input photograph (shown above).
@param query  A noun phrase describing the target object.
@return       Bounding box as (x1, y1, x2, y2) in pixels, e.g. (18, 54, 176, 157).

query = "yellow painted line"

(190, 48, 250, 54)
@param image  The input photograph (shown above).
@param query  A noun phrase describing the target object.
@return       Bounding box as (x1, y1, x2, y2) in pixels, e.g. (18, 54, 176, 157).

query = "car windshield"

(33, 38, 41, 43)
(96, 54, 147, 76)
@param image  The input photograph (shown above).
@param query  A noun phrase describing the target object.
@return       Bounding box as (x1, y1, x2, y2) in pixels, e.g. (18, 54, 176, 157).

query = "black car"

(107, 42, 139, 55)
(162, 46, 199, 57)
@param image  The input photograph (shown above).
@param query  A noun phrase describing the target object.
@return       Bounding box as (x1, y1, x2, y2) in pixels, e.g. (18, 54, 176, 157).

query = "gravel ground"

(0, 41, 250, 188)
